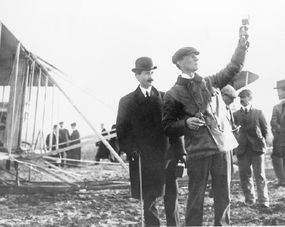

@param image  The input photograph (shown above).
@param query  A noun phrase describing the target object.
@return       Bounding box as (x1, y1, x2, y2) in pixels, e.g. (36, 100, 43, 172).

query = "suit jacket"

(234, 107, 269, 156)
(59, 128, 70, 148)
(271, 100, 285, 153)
(116, 86, 167, 199)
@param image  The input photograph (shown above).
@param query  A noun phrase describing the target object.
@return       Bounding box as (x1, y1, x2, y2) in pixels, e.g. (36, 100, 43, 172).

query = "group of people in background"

(114, 22, 285, 227)
(95, 123, 120, 163)
(45, 121, 81, 167)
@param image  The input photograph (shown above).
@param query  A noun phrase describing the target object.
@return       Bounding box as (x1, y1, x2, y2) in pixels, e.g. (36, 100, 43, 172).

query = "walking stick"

(138, 153, 144, 227)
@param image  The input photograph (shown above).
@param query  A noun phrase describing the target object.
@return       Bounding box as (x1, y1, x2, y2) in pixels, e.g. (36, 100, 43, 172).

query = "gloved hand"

(178, 154, 186, 165)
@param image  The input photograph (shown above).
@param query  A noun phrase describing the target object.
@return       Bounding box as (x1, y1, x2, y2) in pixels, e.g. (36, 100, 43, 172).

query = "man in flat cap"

(271, 79, 285, 187)
(116, 57, 181, 226)
(233, 89, 269, 208)
(162, 27, 249, 225)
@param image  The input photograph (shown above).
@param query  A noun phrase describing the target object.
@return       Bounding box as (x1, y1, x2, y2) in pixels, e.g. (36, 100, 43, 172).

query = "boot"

(272, 155, 285, 186)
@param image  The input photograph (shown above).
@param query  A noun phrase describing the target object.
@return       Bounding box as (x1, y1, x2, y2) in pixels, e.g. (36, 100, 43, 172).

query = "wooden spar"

(15, 159, 78, 186)
(31, 68, 42, 149)
(7, 43, 21, 156)
(40, 72, 128, 172)
(24, 61, 35, 143)
(43, 161, 82, 181)
(41, 75, 49, 151)
(18, 64, 29, 148)
(49, 86, 55, 151)
(44, 156, 126, 166)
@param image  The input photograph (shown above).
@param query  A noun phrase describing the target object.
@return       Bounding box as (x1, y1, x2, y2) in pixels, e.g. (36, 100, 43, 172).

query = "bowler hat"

(221, 85, 237, 99)
(172, 47, 199, 64)
(131, 57, 157, 73)
(71, 122, 76, 127)
(274, 79, 285, 89)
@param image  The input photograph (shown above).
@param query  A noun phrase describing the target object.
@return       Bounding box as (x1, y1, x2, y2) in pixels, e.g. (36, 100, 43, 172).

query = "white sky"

(0, 0, 284, 133)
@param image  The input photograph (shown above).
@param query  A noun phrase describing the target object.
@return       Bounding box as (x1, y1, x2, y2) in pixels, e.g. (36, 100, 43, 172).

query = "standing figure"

(68, 122, 81, 166)
(162, 30, 248, 226)
(46, 125, 60, 166)
(109, 124, 119, 162)
(58, 121, 70, 167)
(271, 79, 285, 187)
(234, 89, 270, 208)
(117, 57, 180, 226)
(95, 124, 110, 162)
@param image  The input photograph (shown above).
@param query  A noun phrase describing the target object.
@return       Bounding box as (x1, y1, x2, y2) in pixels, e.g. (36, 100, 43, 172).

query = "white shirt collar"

(242, 104, 252, 112)
(181, 72, 195, 79)
(139, 86, 152, 97)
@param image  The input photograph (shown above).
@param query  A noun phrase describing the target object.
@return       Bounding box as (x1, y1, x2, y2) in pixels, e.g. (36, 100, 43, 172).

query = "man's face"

(277, 88, 285, 100)
(222, 94, 234, 106)
(240, 96, 251, 107)
(135, 70, 154, 89)
(177, 54, 198, 73)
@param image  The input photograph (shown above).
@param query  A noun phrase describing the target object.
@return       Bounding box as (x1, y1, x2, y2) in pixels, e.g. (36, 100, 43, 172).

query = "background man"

(59, 121, 70, 167)
(95, 123, 110, 162)
(162, 30, 248, 226)
(233, 89, 269, 208)
(271, 79, 285, 187)
(46, 125, 61, 166)
(116, 57, 179, 226)
(67, 122, 81, 166)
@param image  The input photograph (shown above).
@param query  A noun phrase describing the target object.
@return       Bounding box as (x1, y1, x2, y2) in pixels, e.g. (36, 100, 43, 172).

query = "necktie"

(146, 91, 150, 98)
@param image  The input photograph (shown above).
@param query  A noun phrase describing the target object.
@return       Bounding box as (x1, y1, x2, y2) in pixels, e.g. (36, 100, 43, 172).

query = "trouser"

(271, 146, 285, 184)
(144, 191, 160, 226)
(164, 159, 180, 226)
(185, 152, 231, 226)
(237, 152, 269, 204)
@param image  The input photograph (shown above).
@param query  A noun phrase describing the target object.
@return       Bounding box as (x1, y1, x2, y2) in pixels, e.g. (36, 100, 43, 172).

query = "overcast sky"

(0, 0, 284, 133)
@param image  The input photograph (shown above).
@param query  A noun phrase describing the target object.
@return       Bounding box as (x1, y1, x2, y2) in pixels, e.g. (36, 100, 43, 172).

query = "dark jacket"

(116, 86, 168, 199)
(234, 107, 269, 156)
(95, 129, 110, 159)
(162, 43, 246, 159)
(68, 129, 81, 160)
(271, 100, 285, 153)
(59, 128, 70, 148)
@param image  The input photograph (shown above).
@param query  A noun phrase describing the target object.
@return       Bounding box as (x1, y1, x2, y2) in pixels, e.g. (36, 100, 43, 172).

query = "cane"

(138, 153, 144, 227)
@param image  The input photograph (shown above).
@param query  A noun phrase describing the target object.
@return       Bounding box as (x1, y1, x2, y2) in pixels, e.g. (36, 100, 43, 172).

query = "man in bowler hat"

(116, 57, 181, 226)
(162, 28, 248, 225)
(271, 79, 285, 187)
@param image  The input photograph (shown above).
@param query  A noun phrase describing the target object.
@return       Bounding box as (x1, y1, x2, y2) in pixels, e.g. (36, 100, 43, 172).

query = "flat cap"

(274, 79, 285, 89)
(238, 89, 253, 98)
(221, 85, 237, 99)
(172, 47, 199, 64)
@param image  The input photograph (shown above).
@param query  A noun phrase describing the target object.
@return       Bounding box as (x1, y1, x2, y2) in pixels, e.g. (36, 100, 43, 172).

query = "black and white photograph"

(0, 0, 285, 226)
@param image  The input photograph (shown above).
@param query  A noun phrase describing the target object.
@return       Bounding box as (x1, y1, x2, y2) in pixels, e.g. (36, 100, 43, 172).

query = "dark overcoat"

(68, 129, 81, 160)
(116, 86, 168, 199)
(271, 100, 285, 155)
(233, 107, 269, 156)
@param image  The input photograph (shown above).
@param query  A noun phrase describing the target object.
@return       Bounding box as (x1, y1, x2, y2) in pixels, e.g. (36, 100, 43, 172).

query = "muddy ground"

(0, 162, 285, 226)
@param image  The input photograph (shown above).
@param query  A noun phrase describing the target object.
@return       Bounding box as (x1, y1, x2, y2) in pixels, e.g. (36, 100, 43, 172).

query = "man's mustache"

(147, 78, 153, 82)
